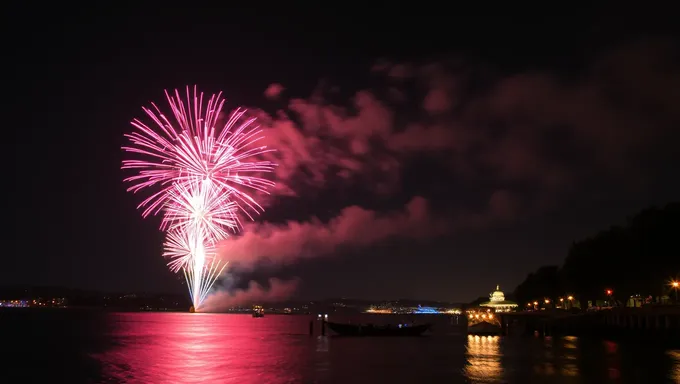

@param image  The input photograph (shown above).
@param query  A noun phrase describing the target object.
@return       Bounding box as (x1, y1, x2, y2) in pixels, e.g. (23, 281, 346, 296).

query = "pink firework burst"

(162, 178, 241, 244)
(122, 86, 276, 220)
(163, 228, 216, 274)
(122, 86, 277, 310)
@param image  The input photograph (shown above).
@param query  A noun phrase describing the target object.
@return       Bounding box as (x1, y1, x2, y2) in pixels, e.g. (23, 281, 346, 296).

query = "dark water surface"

(3, 309, 680, 383)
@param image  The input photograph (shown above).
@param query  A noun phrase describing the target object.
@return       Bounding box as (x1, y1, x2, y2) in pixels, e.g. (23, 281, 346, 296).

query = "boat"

(325, 321, 431, 337)
(466, 311, 502, 335)
(252, 305, 264, 318)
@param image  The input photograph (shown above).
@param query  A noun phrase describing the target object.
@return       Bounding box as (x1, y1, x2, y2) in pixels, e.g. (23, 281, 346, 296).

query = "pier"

(499, 307, 680, 341)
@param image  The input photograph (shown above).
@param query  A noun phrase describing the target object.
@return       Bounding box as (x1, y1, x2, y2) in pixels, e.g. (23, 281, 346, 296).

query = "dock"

(497, 307, 680, 341)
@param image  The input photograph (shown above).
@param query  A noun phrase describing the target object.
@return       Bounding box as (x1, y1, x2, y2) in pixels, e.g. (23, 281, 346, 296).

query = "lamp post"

(605, 289, 613, 307)
(672, 281, 679, 302)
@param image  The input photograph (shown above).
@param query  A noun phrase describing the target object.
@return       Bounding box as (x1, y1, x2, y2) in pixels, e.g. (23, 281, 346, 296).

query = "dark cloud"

(253, 38, 677, 200)
(220, 39, 679, 300)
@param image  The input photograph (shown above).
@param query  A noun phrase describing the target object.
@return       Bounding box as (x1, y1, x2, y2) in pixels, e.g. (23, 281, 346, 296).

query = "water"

(3, 309, 679, 383)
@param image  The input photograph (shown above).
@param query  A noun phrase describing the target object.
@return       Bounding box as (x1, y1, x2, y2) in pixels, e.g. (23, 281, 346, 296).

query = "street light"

(671, 281, 679, 302)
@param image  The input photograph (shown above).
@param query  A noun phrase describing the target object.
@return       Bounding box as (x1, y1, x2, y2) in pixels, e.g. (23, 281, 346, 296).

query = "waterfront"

(4, 309, 680, 383)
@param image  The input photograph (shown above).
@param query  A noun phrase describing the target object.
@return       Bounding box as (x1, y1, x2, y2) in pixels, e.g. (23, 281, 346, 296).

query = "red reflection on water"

(96, 313, 311, 383)
(603, 340, 618, 354)
(603, 341, 621, 380)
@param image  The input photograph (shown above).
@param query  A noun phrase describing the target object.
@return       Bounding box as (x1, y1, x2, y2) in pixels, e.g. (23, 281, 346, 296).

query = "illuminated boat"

(326, 322, 431, 337)
(252, 305, 264, 318)
(466, 311, 502, 335)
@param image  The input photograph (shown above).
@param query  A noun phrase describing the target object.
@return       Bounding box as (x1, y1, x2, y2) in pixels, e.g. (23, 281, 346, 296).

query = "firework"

(122, 86, 276, 310)
(162, 177, 241, 243)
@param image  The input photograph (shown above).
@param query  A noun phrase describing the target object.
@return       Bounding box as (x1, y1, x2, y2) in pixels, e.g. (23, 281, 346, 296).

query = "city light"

(672, 281, 679, 288)
(606, 289, 613, 296)
(0, 298, 67, 308)
(413, 306, 440, 314)
(365, 303, 458, 314)
(567, 296, 574, 301)
(365, 308, 392, 314)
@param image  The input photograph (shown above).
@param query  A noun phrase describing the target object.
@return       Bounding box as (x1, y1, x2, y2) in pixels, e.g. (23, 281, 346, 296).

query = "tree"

(514, 265, 561, 306)
(516, 202, 680, 308)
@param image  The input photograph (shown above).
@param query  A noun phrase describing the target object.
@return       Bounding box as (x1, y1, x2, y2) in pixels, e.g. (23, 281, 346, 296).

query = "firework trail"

(122, 86, 276, 311)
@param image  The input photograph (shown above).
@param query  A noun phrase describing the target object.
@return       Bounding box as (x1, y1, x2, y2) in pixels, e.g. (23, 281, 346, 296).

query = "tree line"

(513, 202, 680, 309)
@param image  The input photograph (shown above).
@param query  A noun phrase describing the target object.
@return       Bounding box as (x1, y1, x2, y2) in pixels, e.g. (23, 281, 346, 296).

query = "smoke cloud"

(201, 278, 299, 312)
(210, 38, 680, 303)
(254, 38, 679, 201)
(217, 196, 448, 268)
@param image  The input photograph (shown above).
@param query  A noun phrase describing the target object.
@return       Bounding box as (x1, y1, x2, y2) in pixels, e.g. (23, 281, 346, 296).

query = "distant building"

(479, 285, 518, 312)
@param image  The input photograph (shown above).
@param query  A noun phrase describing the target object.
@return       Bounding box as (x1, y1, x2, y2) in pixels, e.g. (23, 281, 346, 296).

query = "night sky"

(11, 5, 680, 304)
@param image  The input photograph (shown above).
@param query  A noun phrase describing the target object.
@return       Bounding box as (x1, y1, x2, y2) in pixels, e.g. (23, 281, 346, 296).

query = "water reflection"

(667, 350, 680, 382)
(316, 335, 329, 353)
(534, 336, 556, 376)
(314, 336, 331, 381)
(464, 335, 502, 382)
(603, 340, 621, 380)
(560, 336, 579, 377)
(6, 310, 672, 383)
(96, 313, 309, 383)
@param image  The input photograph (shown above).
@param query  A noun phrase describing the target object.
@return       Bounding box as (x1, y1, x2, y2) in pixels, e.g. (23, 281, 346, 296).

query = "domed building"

(480, 285, 518, 312)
